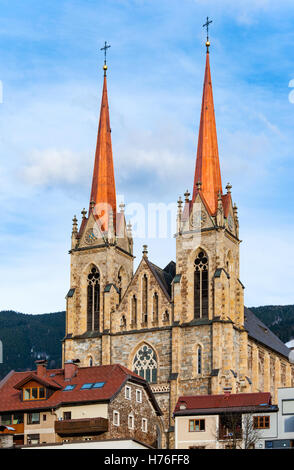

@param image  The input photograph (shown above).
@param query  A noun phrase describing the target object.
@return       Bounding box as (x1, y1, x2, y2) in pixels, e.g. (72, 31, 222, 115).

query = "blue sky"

(0, 0, 294, 313)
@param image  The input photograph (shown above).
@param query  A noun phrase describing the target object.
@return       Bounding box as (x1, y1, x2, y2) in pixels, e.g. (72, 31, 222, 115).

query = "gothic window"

(197, 346, 202, 375)
(194, 250, 209, 319)
(153, 292, 159, 322)
(89, 357, 93, 367)
(120, 315, 126, 328)
(142, 275, 148, 323)
(133, 344, 158, 383)
(87, 266, 100, 331)
(118, 270, 122, 302)
(131, 295, 137, 325)
(163, 310, 169, 322)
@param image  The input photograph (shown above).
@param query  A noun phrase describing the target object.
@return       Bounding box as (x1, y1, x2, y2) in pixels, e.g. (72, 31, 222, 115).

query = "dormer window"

(23, 386, 46, 401)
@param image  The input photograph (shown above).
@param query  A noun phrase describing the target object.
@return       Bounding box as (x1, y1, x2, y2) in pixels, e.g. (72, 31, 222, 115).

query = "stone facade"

(63, 192, 294, 448)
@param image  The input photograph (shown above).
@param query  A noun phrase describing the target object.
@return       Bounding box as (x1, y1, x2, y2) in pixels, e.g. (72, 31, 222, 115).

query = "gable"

(78, 212, 107, 249)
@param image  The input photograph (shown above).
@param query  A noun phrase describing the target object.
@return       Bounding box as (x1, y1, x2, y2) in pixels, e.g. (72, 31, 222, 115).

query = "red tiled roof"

(13, 373, 62, 391)
(174, 392, 272, 414)
(0, 364, 147, 413)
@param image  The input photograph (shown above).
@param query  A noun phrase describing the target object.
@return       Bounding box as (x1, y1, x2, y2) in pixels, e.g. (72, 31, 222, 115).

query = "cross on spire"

(100, 41, 111, 74)
(203, 17, 212, 51)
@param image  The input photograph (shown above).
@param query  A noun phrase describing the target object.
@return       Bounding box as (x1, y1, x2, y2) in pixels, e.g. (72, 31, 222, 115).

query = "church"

(62, 38, 294, 448)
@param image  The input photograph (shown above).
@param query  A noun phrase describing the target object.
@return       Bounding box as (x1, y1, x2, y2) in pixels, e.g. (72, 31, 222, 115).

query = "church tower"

(63, 60, 134, 366)
(172, 39, 247, 400)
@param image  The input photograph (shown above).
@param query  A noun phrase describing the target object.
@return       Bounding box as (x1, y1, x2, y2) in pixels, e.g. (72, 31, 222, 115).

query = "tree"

(242, 413, 262, 449)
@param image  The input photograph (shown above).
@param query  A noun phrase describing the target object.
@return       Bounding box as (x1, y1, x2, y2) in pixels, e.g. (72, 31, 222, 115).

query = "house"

(0, 360, 163, 448)
(257, 387, 294, 449)
(173, 392, 278, 449)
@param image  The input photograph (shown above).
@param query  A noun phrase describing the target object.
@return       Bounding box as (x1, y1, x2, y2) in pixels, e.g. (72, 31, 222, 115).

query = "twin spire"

(89, 58, 116, 232)
(192, 46, 222, 215)
(89, 32, 223, 234)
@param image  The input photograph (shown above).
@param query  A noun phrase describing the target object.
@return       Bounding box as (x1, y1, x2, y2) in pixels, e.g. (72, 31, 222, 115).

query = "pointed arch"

(131, 294, 137, 326)
(142, 274, 148, 323)
(117, 265, 128, 303)
(87, 264, 100, 331)
(131, 342, 158, 384)
(194, 248, 209, 319)
(153, 292, 159, 322)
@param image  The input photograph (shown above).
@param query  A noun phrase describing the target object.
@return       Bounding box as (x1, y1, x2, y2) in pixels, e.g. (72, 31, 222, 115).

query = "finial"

(203, 17, 212, 52)
(90, 200, 95, 211)
(142, 244, 148, 258)
(81, 208, 87, 219)
(127, 221, 132, 237)
(177, 196, 183, 208)
(233, 203, 238, 214)
(226, 183, 232, 194)
(100, 41, 111, 76)
(184, 189, 190, 202)
(119, 203, 125, 213)
(72, 215, 78, 234)
(196, 180, 202, 191)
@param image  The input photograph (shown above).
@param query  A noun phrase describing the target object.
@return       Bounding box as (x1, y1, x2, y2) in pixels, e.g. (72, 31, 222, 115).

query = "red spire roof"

(89, 72, 117, 232)
(192, 50, 222, 215)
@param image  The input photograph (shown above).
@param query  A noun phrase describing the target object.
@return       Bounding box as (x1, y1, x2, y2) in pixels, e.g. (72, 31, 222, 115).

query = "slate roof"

(244, 307, 290, 359)
(0, 364, 161, 415)
(174, 392, 274, 416)
(145, 260, 175, 298)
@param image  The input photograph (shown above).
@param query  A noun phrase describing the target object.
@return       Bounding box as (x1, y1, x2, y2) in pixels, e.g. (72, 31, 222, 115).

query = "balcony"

(55, 417, 108, 436)
(219, 427, 242, 441)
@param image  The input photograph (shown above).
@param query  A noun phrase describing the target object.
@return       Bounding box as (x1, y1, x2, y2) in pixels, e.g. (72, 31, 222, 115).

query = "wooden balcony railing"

(55, 417, 108, 436)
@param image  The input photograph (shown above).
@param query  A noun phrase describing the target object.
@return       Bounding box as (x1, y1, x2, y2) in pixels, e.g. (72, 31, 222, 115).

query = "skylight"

(93, 382, 105, 388)
(81, 383, 94, 390)
(63, 384, 76, 391)
(79, 382, 106, 390)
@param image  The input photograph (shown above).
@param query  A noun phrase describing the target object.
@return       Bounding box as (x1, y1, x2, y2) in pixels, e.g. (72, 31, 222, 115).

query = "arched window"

(153, 292, 159, 322)
(131, 295, 137, 326)
(87, 266, 100, 331)
(197, 346, 202, 375)
(117, 270, 122, 302)
(163, 310, 169, 322)
(142, 274, 148, 323)
(194, 250, 209, 319)
(133, 344, 158, 383)
(120, 315, 126, 328)
(89, 356, 93, 367)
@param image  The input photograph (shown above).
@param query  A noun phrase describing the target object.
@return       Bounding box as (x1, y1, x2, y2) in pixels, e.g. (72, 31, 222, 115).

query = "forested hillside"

(0, 310, 65, 380)
(0, 305, 293, 380)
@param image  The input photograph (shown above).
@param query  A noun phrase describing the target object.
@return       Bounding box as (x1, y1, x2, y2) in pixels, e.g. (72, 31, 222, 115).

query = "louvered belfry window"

(194, 251, 209, 319)
(87, 266, 100, 331)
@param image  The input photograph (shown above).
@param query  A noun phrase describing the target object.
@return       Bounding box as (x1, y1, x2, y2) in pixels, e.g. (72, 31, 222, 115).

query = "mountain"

(0, 310, 65, 381)
(0, 305, 293, 381)
(249, 305, 294, 344)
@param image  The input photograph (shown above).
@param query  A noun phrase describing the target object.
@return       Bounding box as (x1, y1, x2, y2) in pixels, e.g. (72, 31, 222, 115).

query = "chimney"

(35, 359, 48, 377)
(64, 359, 79, 380)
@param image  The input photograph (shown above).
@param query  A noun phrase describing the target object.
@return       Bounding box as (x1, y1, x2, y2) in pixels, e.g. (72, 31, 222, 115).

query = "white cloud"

(22, 148, 91, 187)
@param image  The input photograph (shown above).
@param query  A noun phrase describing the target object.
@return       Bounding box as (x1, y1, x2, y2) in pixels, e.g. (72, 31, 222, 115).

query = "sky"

(0, 0, 294, 314)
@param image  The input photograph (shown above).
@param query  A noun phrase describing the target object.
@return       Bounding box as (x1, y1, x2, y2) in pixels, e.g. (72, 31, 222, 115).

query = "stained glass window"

(133, 344, 158, 383)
